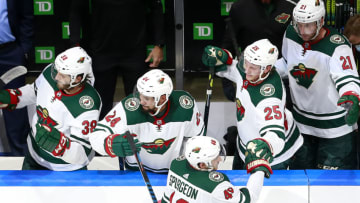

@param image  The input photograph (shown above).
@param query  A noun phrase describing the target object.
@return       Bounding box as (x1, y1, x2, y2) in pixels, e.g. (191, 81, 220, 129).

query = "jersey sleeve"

(89, 102, 129, 155)
(184, 100, 205, 137)
(61, 106, 100, 165)
(17, 71, 47, 108)
(330, 45, 360, 97)
(256, 98, 286, 156)
(216, 59, 243, 84)
(274, 32, 289, 79)
(212, 181, 250, 203)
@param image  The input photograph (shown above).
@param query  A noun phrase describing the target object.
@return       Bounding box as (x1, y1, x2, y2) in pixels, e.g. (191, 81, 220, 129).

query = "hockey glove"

(0, 89, 21, 110)
(245, 138, 273, 178)
(337, 92, 360, 126)
(35, 124, 70, 157)
(202, 45, 233, 72)
(104, 132, 141, 157)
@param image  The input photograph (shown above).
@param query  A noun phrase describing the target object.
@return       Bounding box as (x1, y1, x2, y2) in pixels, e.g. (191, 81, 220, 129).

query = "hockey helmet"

(52, 47, 92, 88)
(292, 0, 325, 40)
(240, 39, 279, 83)
(185, 136, 226, 171)
(136, 69, 173, 116)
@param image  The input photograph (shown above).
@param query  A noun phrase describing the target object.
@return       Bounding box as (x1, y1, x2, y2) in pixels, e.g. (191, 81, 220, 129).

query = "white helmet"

(292, 0, 325, 40)
(136, 69, 173, 116)
(53, 47, 92, 88)
(243, 39, 279, 83)
(185, 136, 226, 171)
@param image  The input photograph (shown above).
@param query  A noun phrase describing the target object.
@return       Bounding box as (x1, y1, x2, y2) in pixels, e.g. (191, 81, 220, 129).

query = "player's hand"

(145, 46, 164, 68)
(337, 93, 360, 126)
(202, 45, 233, 72)
(104, 132, 141, 157)
(245, 138, 273, 178)
(35, 124, 70, 156)
(0, 89, 21, 110)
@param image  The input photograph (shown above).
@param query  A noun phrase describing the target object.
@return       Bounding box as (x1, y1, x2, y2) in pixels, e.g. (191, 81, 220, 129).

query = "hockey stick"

(0, 66, 27, 89)
(203, 65, 214, 136)
(125, 132, 157, 203)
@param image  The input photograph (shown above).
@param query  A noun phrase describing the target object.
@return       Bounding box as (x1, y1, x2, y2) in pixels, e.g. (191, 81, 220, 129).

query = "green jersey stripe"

(336, 81, 360, 92)
(96, 123, 114, 134)
(70, 134, 91, 146)
(276, 124, 300, 158)
(292, 108, 346, 129)
(293, 104, 346, 117)
(335, 75, 360, 85)
(239, 188, 251, 203)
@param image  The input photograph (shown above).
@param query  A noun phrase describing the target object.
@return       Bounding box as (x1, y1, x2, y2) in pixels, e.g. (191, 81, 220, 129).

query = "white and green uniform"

(217, 62, 303, 166)
(161, 156, 251, 203)
(275, 26, 360, 138)
(17, 65, 101, 171)
(89, 91, 204, 173)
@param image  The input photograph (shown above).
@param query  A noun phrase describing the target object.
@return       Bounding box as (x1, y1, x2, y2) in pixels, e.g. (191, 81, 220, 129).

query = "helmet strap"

(149, 95, 168, 116)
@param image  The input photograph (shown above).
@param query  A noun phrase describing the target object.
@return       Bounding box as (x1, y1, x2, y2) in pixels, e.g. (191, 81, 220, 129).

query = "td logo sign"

(34, 0, 54, 15)
(221, 0, 236, 16)
(193, 23, 213, 40)
(35, 47, 55, 63)
(62, 22, 70, 39)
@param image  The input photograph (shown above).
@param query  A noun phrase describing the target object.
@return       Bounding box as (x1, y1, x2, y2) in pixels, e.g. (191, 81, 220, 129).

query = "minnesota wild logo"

(275, 13, 290, 24)
(236, 98, 245, 121)
(290, 63, 317, 89)
(142, 137, 176, 154)
(77, 57, 85, 63)
(159, 77, 164, 84)
(36, 106, 58, 127)
(192, 147, 201, 153)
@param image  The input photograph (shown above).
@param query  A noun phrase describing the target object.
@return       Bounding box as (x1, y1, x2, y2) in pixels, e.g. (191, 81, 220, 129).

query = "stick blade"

(0, 66, 27, 85)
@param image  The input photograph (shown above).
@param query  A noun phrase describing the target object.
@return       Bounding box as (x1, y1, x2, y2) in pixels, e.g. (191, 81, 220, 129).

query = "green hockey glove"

(337, 92, 360, 126)
(202, 45, 233, 72)
(104, 132, 141, 157)
(35, 124, 70, 156)
(245, 138, 274, 178)
(0, 89, 21, 110)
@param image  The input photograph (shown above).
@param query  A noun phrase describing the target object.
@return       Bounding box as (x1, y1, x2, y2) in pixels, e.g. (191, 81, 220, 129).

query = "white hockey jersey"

(17, 65, 101, 171)
(161, 157, 250, 203)
(89, 90, 204, 173)
(217, 62, 303, 165)
(276, 25, 360, 138)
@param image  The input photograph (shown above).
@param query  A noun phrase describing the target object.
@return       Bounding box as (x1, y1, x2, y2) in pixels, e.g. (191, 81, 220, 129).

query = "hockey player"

(202, 39, 304, 170)
(275, 0, 360, 169)
(161, 136, 269, 203)
(0, 47, 101, 171)
(89, 69, 204, 173)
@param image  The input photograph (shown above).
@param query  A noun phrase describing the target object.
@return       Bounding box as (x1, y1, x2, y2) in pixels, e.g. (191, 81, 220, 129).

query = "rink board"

(0, 170, 317, 203)
(0, 170, 359, 202)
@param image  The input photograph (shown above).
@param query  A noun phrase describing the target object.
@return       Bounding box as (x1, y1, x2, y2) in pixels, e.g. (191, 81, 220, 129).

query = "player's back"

(162, 157, 250, 203)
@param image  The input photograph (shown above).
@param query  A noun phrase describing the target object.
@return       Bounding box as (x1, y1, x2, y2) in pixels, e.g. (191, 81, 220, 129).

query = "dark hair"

(344, 15, 360, 38)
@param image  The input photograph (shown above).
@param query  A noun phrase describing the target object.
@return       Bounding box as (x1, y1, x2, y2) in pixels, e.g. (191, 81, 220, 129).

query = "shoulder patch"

(125, 97, 140, 111)
(275, 13, 291, 24)
(79, 96, 95, 109)
(260, 84, 275, 96)
(209, 171, 224, 182)
(330, 34, 345, 44)
(179, 95, 193, 109)
(176, 155, 186, 161)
